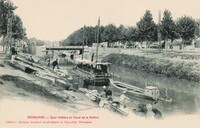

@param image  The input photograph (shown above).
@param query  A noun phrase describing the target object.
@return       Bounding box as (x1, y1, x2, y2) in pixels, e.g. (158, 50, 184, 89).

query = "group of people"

(98, 86, 162, 118)
(100, 86, 113, 100)
(99, 86, 130, 107)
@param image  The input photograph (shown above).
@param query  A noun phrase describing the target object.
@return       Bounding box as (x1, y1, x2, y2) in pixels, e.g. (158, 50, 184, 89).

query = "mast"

(158, 10, 162, 51)
(95, 17, 100, 62)
(82, 25, 85, 60)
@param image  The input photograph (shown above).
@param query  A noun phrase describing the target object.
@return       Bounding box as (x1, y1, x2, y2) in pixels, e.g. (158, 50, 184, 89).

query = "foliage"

(12, 15, 26, 40)
(136, 10, 158, 43)
(176, 16, 198, 42)
(102, 24, 118, 43)
(28, 37, 45, 46)
(195, 19, 200, 38)
(116, 24, 126, 42)
(60, 10, 200, 48)
(125, 27, 139, 42)
(0, 0, 17, 37)
(160, 10, 178, 41)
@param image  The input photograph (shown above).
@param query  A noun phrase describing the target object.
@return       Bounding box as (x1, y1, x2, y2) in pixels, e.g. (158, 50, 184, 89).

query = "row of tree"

(60, 10, 200, 47)
(0, 0, 26, 49)
(28, 37, 46, 46)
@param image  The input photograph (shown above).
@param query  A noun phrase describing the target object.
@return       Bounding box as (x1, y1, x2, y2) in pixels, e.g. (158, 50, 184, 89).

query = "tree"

(136, 10, 158, 47)
(12, 15, 26, 40)
(176, 16, 198, 46)
(0, 0, 17, 37)
(84, 26, 95, 46)
(117, 24, 126, 43)
(60, 26, 96, 46)
(28, 37, 45, 46)
(0, 0, 18, 51)
(195, 19, 200, 38)
(102, 24, 118, 47)
(125, 27, 138, 42)
(160, 10, 178, 42)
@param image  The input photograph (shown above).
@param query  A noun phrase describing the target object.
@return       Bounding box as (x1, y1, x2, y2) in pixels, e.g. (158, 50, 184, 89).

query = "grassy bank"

(102, 53, 200, 82)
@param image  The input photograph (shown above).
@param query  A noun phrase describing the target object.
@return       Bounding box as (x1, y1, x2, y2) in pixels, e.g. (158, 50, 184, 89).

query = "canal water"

(35, 46, 200, 116)
(110, 65, 200, 116)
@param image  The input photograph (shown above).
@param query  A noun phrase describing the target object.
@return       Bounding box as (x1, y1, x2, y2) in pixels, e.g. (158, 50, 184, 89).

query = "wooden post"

(95, 17, 100, 62)
(165, 88, 168, 97)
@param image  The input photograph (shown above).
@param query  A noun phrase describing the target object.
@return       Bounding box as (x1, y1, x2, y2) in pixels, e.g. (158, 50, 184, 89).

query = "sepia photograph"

(0, 0, 200, 128)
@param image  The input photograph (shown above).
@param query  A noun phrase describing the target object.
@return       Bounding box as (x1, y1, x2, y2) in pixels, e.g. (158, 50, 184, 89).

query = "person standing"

(11, 44, 17, 62)
(52, 59, 59, 70)
(47, 57, 51, 67)
(105, 87, 113, 101)
(119, 90, 130, 105)
(146, 104, 154, 118)
(100, 86, 107, 98)
(99, 86, 108, 108)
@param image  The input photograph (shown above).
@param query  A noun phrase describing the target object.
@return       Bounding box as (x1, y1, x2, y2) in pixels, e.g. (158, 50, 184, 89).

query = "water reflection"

(110, 65, 200, 115)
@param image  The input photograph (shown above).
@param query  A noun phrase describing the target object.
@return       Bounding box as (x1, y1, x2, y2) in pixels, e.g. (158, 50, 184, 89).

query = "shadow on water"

(110, 65, 200, 115)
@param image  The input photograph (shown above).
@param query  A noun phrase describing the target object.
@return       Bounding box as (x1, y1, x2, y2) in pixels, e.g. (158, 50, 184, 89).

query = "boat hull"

(110, 80, 156, 101)
(73, 68, 110, 86)
(78, 88, 129, 116)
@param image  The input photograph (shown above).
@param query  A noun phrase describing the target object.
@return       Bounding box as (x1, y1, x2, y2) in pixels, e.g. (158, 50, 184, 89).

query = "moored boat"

(110, 79, 172, 102)
(73, 59, 111, 86)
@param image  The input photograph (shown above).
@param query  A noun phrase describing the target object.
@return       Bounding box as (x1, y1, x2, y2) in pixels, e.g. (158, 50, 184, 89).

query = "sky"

(12, 0, 200, 42)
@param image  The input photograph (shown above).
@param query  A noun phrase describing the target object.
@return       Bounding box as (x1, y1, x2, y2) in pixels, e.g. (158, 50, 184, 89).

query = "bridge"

(46, 47, 84, 55)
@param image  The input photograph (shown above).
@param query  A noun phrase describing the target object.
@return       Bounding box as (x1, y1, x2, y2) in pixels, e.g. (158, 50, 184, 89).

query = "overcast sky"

(12, 0, 200, 41)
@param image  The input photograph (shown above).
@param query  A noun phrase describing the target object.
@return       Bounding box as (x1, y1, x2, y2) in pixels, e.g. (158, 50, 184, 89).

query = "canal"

(110, 65, 200, 116)
(35, 46, 200, 116)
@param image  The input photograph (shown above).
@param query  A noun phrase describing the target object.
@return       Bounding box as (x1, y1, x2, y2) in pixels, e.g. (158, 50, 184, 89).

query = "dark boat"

(73, 59, 111, 86)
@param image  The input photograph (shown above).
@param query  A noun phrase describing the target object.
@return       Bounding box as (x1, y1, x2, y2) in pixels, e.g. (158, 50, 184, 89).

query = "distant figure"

(105, 87, 113, 101)
(152, 108, 162, 119)
(170, 44, 173, 50)
(146, 104, 154, 118)
(83, 78, 91, 89)
(52, 59, 59, 70)
(100, 86, 107, 98)
(28, 56, 34, 62)
(99, 86, 110, 108)
(91, 53, 94, 62)
(47, 57, 50, 67)
(22, 45, 26, 53)
(11, 44, 17, 62)
(100, 86, 112, 100)
(70, 54, 74, 60)
(119, 90, 130, 105)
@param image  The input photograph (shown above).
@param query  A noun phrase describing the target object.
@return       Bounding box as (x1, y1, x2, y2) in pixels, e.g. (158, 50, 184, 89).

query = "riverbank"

(0, 52, 98, 113)
(102, 53, 200, 82)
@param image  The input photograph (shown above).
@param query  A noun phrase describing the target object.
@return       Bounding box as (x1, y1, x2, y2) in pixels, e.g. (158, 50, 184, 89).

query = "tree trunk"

(2, 36, 5, 52)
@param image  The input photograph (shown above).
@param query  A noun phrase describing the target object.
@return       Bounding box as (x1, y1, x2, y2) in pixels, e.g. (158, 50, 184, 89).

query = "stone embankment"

(103, 53, 200, 82)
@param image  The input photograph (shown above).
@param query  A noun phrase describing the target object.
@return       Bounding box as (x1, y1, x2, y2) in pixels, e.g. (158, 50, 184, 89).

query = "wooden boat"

(78, 88, 129, 116)
(73, 59, 111, 86)
(7, 55, 70, 88)
(110, 79, 172, 102)
(108, 101, 129, 116)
